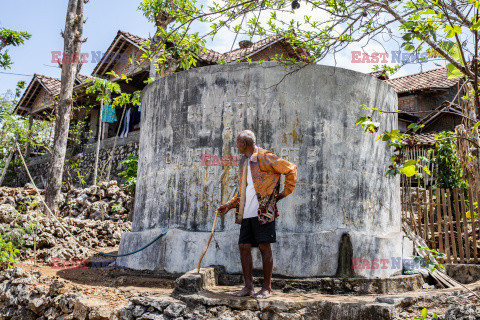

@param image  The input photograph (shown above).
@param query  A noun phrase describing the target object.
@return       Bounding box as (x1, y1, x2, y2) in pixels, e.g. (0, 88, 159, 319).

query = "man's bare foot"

(253, 288, 271, 299)
(233, 286, 255, 297)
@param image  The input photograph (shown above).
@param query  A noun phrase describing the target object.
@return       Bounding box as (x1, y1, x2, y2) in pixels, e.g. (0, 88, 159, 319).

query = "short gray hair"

(237, 130, 256, 146)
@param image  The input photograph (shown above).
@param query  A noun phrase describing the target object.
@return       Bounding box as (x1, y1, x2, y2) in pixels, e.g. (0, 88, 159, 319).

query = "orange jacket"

(227, 146, 297, 224)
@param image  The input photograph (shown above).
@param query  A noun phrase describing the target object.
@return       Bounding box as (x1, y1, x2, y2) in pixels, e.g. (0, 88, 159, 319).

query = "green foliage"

(0, 27, 31, 69)
(111, 203, 125, 213)
(428, 132, 468, 189)
(0, 236, 19, 270)
(414, 246, 446, 273)
(85, 77, 121, 105)
(412, 307, 439, 319)
(137, 0, 208, 75)
(1, 82, 55, 178)
(119, 152, 138, 193)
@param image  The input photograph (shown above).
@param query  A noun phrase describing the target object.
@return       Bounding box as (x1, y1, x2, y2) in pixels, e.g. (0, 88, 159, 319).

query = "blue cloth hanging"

(102, 104, 117, 123)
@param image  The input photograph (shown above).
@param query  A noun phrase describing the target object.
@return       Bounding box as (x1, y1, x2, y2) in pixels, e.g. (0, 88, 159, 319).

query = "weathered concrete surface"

(175, 267, 424, 295)
(117, 62, 402, 277)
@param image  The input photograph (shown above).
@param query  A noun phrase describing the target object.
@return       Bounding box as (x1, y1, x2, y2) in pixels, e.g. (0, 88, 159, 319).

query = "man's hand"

(275, 193, 286, 202)
(216, 203, 232, 216)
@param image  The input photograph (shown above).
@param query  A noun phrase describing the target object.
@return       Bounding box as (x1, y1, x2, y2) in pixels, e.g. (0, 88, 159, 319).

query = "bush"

(0, 236, 19, 270)
(119, 152, 138, 194)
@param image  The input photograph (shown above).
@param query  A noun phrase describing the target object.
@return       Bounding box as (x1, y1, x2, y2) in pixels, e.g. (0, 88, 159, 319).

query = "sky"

(0, 0, 446, 95)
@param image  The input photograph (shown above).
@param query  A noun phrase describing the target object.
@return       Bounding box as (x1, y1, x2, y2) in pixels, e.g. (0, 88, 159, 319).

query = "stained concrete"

(117, 62, 403, 278)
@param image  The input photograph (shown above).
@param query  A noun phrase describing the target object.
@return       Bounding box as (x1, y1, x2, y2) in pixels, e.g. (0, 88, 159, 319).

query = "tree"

(138, 0, 480, 187)
(0, 82, 55, 186)
(0, 28, 31, 69)
(44, 0, 87, 215)
(138, 0, 209, 81)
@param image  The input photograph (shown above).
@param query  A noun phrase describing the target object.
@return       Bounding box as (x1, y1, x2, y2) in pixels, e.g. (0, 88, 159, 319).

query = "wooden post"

(470, 187, 479, 263)
(93, 100, 103, 186)
(423, 188, 428, 240)
(460, 190, 471, 263)
(447, 189, 457, 263)
(428, 187, 435, 249)
(453, 188, 464, 263)
(436, 188, 444, 256)
(441, 189, 451, 262)
(416, 187, 423, 234)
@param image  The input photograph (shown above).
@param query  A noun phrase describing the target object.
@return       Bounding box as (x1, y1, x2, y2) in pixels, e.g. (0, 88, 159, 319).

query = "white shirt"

(243, 157, 259, 219)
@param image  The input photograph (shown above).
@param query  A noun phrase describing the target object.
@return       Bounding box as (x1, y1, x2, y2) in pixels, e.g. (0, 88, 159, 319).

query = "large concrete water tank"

(117, 62, 404, 278)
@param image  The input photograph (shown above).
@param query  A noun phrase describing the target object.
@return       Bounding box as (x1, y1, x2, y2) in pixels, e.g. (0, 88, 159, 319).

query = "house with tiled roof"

(14, 73, 90, 118)
(14, 30, 310, 141)
(380, 67, 467, 186)
(385, 67, 464, 133)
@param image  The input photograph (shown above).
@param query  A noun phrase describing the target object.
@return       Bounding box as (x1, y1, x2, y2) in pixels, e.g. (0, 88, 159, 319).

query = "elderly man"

(216, 130, 297, 299)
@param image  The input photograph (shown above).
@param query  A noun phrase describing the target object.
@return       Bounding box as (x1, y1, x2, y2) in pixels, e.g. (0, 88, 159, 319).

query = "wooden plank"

(447, 189, 457, 263)
(416, 187, 423, 236)
(470, 187, 479, 264)
(429, 187, 436, 249)
(459, 190, 470, 262)
(470, 188, 478, 263)
(436, 187, 444, 256)
(423, 188, 429, 240)
(453, 188, 464, 263)
(441, 189, 451, 262)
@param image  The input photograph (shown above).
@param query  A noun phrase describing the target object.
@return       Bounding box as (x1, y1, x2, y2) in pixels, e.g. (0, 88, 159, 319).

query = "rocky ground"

(0, 181, 133, 222)
(0, 183, 132, 266)
(0, 264, 478, 320)
(0, 185, 478, 320)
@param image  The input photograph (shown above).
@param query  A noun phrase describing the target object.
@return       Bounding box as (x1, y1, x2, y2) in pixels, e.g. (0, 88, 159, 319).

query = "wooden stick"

(447, 189, 457, 262)
(453, 188, 464, 263)
(436, 188, 444, 256)
(428, 187, 435, 248)
(460, 190, 471, 262)
(197, 212, 219, 273)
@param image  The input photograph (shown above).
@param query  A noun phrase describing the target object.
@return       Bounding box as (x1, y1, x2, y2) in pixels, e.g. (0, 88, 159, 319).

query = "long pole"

(93, 99, 103, 186)
(197, 212, 219, 273)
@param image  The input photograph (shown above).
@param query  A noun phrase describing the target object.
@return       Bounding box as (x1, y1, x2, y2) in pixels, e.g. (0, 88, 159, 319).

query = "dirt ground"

(17, 246, 175, 309)
(15, 246, 480, 319)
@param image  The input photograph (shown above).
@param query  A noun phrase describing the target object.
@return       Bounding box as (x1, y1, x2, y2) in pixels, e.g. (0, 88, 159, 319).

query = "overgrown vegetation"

(119, 151, 138, 194)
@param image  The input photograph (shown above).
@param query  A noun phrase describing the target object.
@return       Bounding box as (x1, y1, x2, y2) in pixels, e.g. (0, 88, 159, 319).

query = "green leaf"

(401, 159, 418, 177)
(422, 308, 428, 319)
(446, 63, 464, 79)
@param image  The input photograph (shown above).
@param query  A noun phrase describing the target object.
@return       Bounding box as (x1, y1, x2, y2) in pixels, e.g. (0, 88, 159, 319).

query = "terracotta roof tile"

(402, 132, 439, 145)
(35, 74, 62, 96)
(386, 67, 460, 93)
(76, 74, 91, 83)
(116, 31, 285, 64)
(221, 35, 283, 63)
(118, 30, 146, 47)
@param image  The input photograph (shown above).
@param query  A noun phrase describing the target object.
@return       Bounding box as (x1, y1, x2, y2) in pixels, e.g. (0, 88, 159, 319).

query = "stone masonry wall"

(3, 131, 140, 188)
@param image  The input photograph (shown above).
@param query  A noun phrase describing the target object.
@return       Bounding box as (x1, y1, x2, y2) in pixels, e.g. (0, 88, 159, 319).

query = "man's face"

(236, 137, 247, 154)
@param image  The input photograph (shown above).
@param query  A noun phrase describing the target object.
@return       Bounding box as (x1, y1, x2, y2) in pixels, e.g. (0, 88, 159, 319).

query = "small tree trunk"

(25, 113, 33, 157)
(45, 0, 86, 214)
(0, 135, 18, 186)
(149, 10, 175, 81)
(92, 100, 103, 186)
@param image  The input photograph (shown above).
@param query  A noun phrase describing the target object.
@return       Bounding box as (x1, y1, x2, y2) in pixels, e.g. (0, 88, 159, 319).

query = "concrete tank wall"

(117, 62, 404, 278)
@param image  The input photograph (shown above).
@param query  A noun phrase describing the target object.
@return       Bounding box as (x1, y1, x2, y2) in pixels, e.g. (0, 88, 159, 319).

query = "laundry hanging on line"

(120, 107, 131, 138)
(102, 104, 117, 123)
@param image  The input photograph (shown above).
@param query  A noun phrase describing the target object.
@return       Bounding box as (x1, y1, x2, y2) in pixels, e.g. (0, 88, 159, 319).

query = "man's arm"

(266, 153, 297, 200)
(216, 190, 239, 215)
